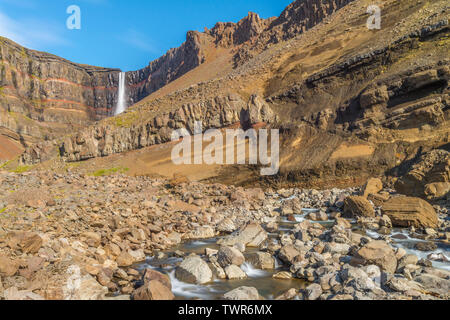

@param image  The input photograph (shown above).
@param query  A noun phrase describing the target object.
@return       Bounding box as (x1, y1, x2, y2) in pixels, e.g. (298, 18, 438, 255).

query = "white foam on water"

(114, 72, 127, 115)
(241, 262, 270, 278)
(168, 270, 217, 299)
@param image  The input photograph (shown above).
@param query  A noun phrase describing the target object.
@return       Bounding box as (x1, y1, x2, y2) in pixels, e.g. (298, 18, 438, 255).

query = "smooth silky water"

(136, 207, 449, 299)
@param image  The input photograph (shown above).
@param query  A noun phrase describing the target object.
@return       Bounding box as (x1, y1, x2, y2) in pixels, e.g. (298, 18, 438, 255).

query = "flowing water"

(114, 72, 127, 115)
(136, 206, 450, 300)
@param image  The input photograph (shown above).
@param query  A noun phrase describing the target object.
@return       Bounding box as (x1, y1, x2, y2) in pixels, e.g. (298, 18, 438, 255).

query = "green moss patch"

(90, 167, 129, 177)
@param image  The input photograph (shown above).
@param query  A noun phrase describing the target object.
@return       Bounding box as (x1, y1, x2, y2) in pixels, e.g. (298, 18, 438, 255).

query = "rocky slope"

(0, 171, 448, 300)
(15, 0, 448, 191)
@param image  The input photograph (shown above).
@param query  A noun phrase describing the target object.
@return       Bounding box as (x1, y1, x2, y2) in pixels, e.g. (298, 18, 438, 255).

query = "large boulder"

(63, 266, 108, 300)
(6, 231, 43, 254)
(132, 280, 174, 300)
(362, 178, 383, 198)
(224, 265, 247, 280)
(355, 240, 397, 274)
(217, 222, 267, 247)
(0, 256, 18, 277)
(175, 255, 212, 284)
(223, 286, 260, 300)
(343, 196, 375, 218)
(395, 150, 449, 198)
(424, 182, 450, 201)
(244, 252, 275, 269)
(278, 245, 302, 265)
(381, 196, 438, 229)
(217, 246, 245, 267)
(142, 269, 172, 290)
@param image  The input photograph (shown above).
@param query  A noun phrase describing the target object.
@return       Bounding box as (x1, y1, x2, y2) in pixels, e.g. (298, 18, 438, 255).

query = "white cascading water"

(114, 72, 127, 115)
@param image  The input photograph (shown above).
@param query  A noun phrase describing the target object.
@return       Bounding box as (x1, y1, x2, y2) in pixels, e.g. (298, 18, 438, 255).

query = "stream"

(137, 208, 450, 300)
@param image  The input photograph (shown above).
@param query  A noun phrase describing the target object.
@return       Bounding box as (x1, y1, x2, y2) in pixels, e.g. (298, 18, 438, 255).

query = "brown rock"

(394, 150, 449, 198)
(142, 269, 171, 290)
(0, 256, 18, 277)
(343, 196, 375, 218)
(278, 245, 302, 265)
(356, 240, 397, 274)
(116, 251, 134, 267)
(424, 182, 450, 201)
(362, 178, 383, 198)
(132, 280, 175, 300)
(217, 246, 245, 267)
(7, 231, 43, 254)
(381, 196, 438, 229)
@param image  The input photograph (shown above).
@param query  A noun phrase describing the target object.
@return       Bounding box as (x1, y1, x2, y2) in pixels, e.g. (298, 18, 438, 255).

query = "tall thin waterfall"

(114, 72, 127, 115)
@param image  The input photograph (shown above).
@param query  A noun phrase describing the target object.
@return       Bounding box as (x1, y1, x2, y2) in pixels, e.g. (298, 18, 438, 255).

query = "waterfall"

(114, 72, 127, 115)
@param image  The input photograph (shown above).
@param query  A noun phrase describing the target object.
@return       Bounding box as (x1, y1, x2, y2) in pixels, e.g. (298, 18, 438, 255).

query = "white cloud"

(0, 10, 68, 49)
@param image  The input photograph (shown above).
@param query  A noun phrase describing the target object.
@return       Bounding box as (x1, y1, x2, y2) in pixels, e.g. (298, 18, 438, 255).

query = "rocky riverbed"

(0, 170, 448, 300)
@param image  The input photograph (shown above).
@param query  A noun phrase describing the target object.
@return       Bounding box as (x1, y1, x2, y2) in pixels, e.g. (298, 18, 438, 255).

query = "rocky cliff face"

(21, 94, 274, 164)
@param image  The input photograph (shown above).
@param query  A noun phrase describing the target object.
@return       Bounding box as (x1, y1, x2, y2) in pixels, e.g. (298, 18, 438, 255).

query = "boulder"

(394, 150, 449, 198)
(132, 280, 174, 300)
(244, 252, 275, 269)
(343, 196, 375, 218)
(116, 251, 134, 267)
(6, 231, 43, 254)
(304, 283, 322, 300)
(340, 266, 376, 291)
(0, 256, 18, 277)
(63, 268, 108, 300)
(362, 178, 383, 198)
(175, 255, 212, 284)
(355, 240, 397, 274)
(223, 286, 260, 300)
(414, 274, 450, 296)
(224, 265, 247, 280)
(217, 246, 245, 267)
(142, 269, 171, 289)
(217, 222, 267, 247)
(424, 182, 450, 201)
(187, 226, 215, 239)
(381, 196, 438, 229)
(278, 245, 302, 265)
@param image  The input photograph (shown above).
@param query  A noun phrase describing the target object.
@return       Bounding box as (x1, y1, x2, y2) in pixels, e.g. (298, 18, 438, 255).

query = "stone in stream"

(217, 218, 236, 233)
(354, 240, 397, 274)
(142, 269, 172, 289)
(244, 252, 275, 270)
(414, 241, 438, 252)
(275, 288, 298, 300)
(381, 196, 438, 229)
(223, 286, 260, 300)
(217, 246, 245, 267)
(273, 271, 292, 280)
(307, 211, 328, 221)
(175, 255, 212, 284)
(224, 265, 247, 280)
(343, 196, 375, 218)
(217, 222, 267, 247)
(278, 245, 302, 265)
(187, 226, 215, 239)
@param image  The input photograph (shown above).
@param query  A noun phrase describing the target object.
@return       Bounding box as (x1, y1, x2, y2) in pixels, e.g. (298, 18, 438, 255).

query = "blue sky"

(0, 0, 292, 71)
